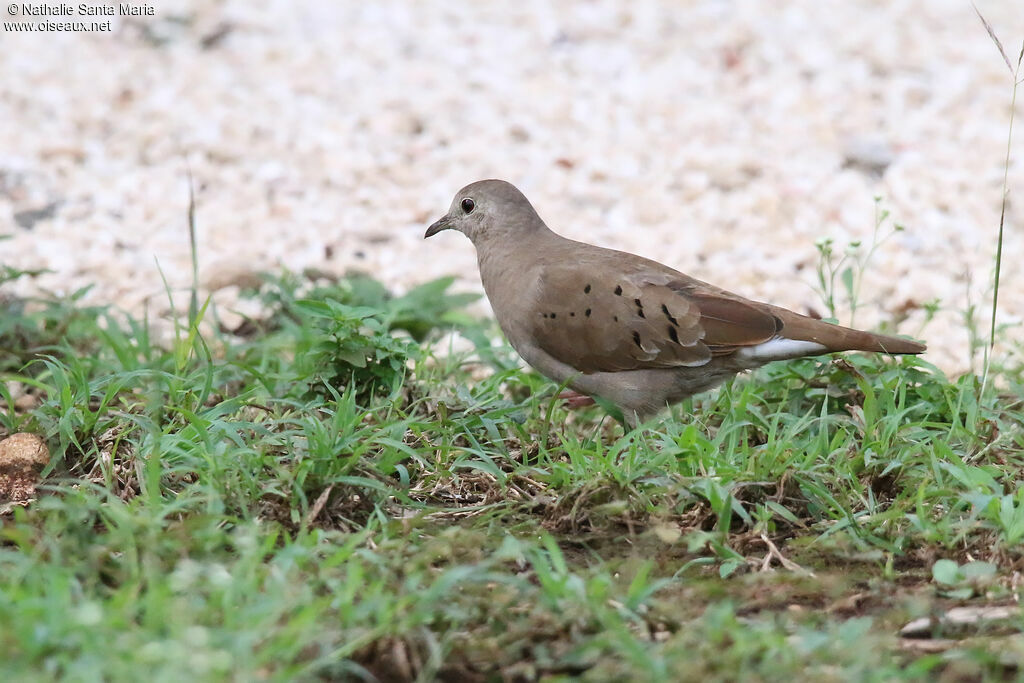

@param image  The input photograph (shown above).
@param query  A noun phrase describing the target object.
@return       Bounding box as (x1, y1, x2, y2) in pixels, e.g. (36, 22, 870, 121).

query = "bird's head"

(425, 179, 544, 245)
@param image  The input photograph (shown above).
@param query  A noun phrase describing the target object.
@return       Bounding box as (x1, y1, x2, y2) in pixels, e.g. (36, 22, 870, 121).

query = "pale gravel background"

(1, 0, 1022, 372)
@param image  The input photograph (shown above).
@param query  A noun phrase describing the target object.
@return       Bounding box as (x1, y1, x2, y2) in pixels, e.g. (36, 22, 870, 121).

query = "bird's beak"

(424, 215, 452, 239)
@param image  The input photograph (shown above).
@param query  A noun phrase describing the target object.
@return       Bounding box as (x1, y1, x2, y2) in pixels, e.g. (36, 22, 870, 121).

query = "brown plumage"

(425, 179, 925, 425)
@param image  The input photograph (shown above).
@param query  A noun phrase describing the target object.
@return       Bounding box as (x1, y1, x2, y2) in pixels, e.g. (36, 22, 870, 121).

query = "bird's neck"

(476, 225, 557, 282)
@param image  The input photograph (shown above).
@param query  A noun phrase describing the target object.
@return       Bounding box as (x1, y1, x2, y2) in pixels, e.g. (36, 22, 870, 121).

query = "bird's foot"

(556, 390, 596, 409)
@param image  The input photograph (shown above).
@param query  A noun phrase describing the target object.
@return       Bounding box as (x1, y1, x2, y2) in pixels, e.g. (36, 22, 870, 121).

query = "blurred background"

(1, 0, 1022, 371)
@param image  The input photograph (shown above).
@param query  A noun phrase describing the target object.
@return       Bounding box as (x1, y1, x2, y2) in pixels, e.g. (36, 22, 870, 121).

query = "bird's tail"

(771, 307, 926, 355)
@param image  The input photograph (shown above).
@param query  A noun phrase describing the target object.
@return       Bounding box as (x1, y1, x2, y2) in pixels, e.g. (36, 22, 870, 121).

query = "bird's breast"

(477, 250, 543, 347)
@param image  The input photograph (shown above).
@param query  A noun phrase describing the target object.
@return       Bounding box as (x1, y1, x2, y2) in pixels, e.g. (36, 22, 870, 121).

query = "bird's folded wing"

(528, 267, 781, 373)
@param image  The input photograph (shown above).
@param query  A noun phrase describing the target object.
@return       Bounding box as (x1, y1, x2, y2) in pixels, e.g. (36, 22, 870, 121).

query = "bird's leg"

(556, 390, 596, 409)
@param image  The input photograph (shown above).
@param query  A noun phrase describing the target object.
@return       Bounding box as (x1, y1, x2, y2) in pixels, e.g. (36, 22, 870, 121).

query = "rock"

(0, 433, 50, 504)
(202, 261, 265, 292)
(842, 137, 895, 178)
(900, 605, 1019, 639)
(13, 202, 59, 230)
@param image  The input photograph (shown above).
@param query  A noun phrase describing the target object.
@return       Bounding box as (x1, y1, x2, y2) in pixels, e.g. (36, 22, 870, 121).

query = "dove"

(425, 179, 925, 426)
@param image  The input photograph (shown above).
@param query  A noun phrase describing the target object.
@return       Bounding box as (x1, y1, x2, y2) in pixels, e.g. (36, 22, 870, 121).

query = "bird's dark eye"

(461, 198, 476, 214)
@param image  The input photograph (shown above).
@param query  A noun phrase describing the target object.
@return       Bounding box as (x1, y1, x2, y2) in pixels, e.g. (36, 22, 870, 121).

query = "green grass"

(2, 268, 1024, 682)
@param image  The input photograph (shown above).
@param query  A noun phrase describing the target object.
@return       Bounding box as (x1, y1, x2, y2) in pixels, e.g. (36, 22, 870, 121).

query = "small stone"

(202, 261, 265, 292)
(900, 606, 1019, 638)
(14, 393, 39, 412)
(13, 202, 59, 230)
(0, 433, 50, 504)
(842, 137, 895, 178)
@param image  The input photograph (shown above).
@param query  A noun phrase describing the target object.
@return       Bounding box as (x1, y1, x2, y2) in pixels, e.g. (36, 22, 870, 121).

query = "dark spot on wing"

(662, 303, 679, 326)
(635, 298, 645, 318)
(668, 326, 679, 344)
(632, 331, 642, 349)
(614, 285, 622, 296)
(569, 311, 575, 317)
(584, 284, 591, 294)
(585, 308, 591, 317)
